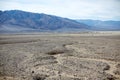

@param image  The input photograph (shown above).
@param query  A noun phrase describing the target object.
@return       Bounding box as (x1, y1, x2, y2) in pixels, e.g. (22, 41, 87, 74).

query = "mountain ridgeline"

(0, 10, 89, 33)
(0, 10, 120, 33)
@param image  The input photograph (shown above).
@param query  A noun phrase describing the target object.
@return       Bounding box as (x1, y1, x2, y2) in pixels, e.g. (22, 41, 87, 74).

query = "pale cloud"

(0, 0, 120, 20)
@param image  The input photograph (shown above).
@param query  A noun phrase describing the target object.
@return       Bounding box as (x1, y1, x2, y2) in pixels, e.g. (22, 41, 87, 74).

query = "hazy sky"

(0, 0, 120, 20)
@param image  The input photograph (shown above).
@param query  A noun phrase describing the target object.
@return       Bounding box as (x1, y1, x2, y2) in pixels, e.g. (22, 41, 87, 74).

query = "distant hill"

(0, 10, 89, 33)
(76, 19, 120, 31)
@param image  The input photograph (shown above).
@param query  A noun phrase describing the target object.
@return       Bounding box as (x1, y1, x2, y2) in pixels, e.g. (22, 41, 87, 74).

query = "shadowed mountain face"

(76, 19, 120, 31)
(0, 10, 89, 33)
(0, 10, 120, 33)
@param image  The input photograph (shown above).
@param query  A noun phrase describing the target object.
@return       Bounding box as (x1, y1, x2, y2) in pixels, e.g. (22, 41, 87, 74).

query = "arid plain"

(0, 31, 120, 80)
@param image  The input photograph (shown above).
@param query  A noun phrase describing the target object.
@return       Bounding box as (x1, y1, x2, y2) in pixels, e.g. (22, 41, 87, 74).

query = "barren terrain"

(0, 31, 120, 80)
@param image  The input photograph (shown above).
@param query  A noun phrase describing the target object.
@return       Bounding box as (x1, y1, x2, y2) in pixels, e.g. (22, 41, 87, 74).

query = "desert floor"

(0, 31, 120, 80)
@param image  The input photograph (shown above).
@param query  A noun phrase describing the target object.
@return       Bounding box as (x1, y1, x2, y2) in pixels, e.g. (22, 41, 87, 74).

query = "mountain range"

(0, 10, 89, 33)
(0, 10, 120, 33)
(76, 19, 120, 31)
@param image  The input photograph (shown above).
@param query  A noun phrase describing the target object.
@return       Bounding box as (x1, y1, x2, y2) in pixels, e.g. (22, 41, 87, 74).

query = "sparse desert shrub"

(72, 78, 83, 80)
(97, 62, 110, 71)
(104, 74, 116, 80)
(67, 54, 73, 56)
(103, 65, 110, 71)
(116, 64, 120, 68)
(106, 77, 116, 80)
(32, 71, 34, 74)
(113, 70, 120, 75)
(46, 50, 64, 55)
(33, 74, 48, 80)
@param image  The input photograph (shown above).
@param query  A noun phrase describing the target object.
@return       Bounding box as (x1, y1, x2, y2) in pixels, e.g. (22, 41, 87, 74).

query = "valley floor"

(0, 31, 120, 80)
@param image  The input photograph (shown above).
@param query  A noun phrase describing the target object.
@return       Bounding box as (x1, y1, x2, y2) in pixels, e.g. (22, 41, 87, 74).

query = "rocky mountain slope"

(0, 10, 89, 33)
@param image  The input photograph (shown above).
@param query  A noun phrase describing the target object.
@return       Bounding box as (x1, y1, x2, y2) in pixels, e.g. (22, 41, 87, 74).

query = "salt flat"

(0, 31, 120, 80)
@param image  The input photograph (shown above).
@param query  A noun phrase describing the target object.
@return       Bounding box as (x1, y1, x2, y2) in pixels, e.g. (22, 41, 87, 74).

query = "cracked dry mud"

(0, 32, 120, 80)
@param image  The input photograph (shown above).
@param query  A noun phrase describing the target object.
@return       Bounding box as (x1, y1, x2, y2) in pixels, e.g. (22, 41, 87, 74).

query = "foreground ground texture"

(0, 31, 120, 80)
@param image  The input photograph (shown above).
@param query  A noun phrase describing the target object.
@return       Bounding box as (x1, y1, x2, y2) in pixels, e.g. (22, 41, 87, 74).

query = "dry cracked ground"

(0, 32, 120, 80)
